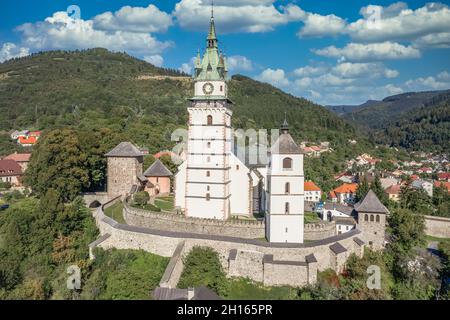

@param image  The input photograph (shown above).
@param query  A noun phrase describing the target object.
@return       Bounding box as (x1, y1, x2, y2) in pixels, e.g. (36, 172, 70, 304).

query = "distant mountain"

(328, 90, 450, 129)
(326, 100, 379, 116)
(374, 98, 450, 154)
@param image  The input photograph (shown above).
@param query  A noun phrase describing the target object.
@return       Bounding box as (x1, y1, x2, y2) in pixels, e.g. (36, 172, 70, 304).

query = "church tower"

(184, 8, 232, 220)
(266, 119, 305, 243)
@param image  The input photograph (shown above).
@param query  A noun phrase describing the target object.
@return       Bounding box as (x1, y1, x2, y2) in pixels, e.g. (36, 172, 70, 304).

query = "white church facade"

(174, 12, 305, 243)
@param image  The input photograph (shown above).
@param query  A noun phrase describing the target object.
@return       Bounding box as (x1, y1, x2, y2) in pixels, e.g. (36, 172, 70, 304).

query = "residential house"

(304, 181, 322, 203)
(434, 181, 450, 194)
(3, 152, 31, 171)
(0, 159, 23, 187)
(321, 203, 354, 221)
(335, 172, 355, 184)
(331, 183, 358, 205)
(18, 136, 38, 147)
(437, 172, 450, 182)
(412, 179, 433, 197)
(143, 160, 173, 196)
(385, 184, 402, 202)
(380, 177, 400, 190)
(333, 216, 357, 235)
(417, 167, 433, 174)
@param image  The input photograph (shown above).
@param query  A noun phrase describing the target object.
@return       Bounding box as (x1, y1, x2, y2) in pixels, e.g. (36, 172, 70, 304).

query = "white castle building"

(174, 12, 305, 243)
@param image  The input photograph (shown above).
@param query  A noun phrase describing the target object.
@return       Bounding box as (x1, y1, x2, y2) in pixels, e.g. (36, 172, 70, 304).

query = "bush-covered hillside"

(0, 49, 359, 153)
(374, 100, 450, 154)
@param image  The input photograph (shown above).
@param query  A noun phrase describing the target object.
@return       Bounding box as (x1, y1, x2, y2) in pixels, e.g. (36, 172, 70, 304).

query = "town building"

(304, 181, 321, 202)
(412, 179, 433, 197)
(385, 184, 402, 202)
(330, 183, 358, 204)
(437, 172, 450, 182)
(3, 152, 31, 171)
(0, 159, 23, 187)
(143, 160, 173, 196)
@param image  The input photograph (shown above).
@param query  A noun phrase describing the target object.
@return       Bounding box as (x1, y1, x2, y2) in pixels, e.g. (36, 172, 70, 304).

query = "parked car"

(0, 204, 9, 211)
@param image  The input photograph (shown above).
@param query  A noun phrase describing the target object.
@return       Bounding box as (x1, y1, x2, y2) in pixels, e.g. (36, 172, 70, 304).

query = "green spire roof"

(193, 8, 227, 82)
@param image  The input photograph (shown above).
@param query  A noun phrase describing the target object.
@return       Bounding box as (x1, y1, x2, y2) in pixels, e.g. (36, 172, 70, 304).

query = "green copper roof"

(194, 15, 227, 81)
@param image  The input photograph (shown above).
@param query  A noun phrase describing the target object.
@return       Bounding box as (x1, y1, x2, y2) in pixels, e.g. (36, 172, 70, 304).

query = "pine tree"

(372, 175, 389, 205)
(356, 177, 370, 202)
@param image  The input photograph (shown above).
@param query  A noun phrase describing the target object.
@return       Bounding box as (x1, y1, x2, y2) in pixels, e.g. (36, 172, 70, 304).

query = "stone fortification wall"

(124, 200, 336, 241)
(91, 197, 366, 288)
(424, 215, 450, 238)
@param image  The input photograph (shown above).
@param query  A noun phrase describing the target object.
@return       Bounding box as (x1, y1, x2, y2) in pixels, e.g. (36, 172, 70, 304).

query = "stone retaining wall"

(425, 215, 450, 239)
(91, 197, 366, 288)
(124, 200, 337, 241)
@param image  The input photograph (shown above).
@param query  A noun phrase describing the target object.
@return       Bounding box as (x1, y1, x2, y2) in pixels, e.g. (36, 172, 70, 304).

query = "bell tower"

(185, 5, 232, 220)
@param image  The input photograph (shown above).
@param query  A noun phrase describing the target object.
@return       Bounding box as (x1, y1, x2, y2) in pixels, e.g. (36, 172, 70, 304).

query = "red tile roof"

(329, 191, 337, 199)
(434, 181, 450, 193)
(4, 152, 31, 162)
(304, 181, 321, 192)
(333, 183, 358, 194)
(385, 184, 402, 195)
(18, 136, 37, 145)
(438, 172, 450, 180)
(154, 151, 176, 159)
(0, 160, 23, 177)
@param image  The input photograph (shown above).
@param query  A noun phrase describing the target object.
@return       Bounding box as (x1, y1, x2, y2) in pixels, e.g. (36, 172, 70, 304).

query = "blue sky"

(1, 0, 450, 105)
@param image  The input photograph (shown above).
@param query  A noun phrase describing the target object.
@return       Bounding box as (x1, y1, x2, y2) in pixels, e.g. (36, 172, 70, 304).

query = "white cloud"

(332, 62, 399, 79)
(298, 13, 347, 37)
(256, 68, 290, 87)
(0, 42, 30, 62)
(437, 71, 450, 81)
(16, 11, 172, 56)
(314, 42, 421, 62)
(405, 72, 450, 90)
(347, 3, 450, 43)
(144, 55, 164, 67)
(295, 2, 450, 47)
(93, 5, 173, 33)
(293, 65, 327, 77)
(178, 56, 197, 75)
(226, 55, 253, 72)
(173, 0, 302, 33)
(413, 32, 450, 48)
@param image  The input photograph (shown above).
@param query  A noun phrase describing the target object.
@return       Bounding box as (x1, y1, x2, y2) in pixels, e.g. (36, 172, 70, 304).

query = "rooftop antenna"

(211, 0, 214, 19)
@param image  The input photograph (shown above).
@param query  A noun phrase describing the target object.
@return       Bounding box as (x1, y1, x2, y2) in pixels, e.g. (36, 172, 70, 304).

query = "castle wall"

(124, 200, 337, 241)
(424, 215, 450, 238)
(93, 198, 367, 288)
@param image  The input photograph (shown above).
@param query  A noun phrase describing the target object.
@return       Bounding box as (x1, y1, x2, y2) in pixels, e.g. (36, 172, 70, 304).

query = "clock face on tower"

(202, 82, 214, 95)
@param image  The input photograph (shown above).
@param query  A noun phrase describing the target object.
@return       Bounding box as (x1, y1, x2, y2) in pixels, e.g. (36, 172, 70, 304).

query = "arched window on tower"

(376, 215, 380, 223)
(370, 215, 374, 222)
(283, 158, 293, 170)
(285, 183, 290, 194)
(207, 115, 213, 126)
(285, 202, 290, 214)
(364, 214, 368, 222)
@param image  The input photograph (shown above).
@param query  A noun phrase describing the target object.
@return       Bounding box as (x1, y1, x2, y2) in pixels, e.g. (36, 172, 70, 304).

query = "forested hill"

(0, 48, 360, 154)
(374, 99, 450, 154)
(336, 90, 450, 129)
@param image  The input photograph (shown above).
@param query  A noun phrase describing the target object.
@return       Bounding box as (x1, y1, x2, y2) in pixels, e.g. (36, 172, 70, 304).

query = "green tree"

(372, 175, 389, 205)
(178, 247, 228, 296)
(24, 129, 90, 202)
(356, 177, 370, 202)
(133, 191, 150, 207)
